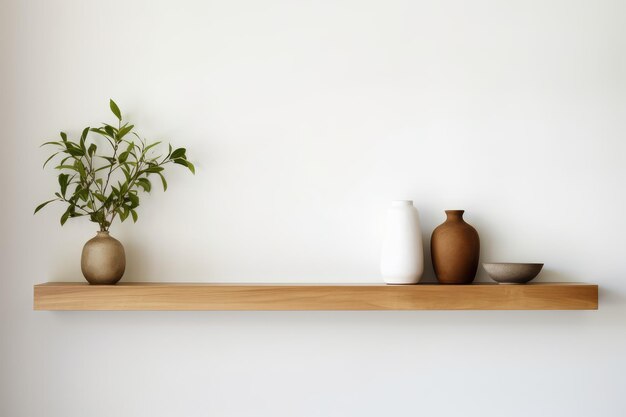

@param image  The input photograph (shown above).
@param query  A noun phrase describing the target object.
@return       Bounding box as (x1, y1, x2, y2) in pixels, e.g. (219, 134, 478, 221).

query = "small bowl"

(482, 263, 544, 284)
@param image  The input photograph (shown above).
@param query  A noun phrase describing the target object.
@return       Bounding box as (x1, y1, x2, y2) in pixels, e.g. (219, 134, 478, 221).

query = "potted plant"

(35, 100, 195, 284)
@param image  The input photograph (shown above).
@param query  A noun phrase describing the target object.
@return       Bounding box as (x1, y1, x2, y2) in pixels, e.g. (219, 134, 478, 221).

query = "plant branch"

(36, 100, 194, 231)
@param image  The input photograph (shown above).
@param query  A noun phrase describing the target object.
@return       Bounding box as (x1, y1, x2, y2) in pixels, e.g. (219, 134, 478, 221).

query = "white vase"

(380, 200, 424, 284)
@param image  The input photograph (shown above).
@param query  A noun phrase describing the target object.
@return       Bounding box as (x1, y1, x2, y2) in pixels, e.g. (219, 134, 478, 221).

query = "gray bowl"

(482, 263, 544, 284)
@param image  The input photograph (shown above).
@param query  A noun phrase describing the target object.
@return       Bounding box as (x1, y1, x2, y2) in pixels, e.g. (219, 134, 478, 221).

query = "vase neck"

(445, 210, 465, 221)
(391, 200, 413, 207)
(96, 231, 110, 236)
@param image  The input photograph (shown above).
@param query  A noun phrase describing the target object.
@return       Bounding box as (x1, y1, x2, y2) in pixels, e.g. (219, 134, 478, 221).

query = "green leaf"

(58, 173, 69, 197)
(60, 207, 71, 225)
(122, 141, 134, 158)
(34, 199, 58, 214)
(58, 155, 72, 166)
(97, 156, 117, 164)
(104, 125, 116, 138)
(170, 148, 186, 159)
(40, 141, 62, 148)
(130, 209, 138, 223)
(88, 143, 97, 156)
(42, 152, 60, 168)
(110, 99, 122, 121)
(143, 141, 161, 154)
(94, 193, 106, 202)
(79, 127, 89, 150)
(74, 159, 86, 180)
(157, 172, 167, 191)
(144, 166, 164, 173)
(73, 183, 81, 195)
(119, 207, 129, 222)
(103, 193, 114, 205)
(136, 178, 152, 192)
(65, 147, 85, 157)
(121, 165, 131, 182)
(91, 127, 112, 138)
(117, 124, 134, 140)
(76, 186, 89, 201)
(118, 151, 129, 163)
(94, 164, 114, 173)
(174, 158, 195, 174)
(120, 180, 129, 195)
(60, 132, 67, 142)
(128, 193, 139, 208)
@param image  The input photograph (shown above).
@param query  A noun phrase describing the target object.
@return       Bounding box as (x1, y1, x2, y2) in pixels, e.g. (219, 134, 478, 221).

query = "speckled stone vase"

(81, 231, 126, 285)
(431, 210, 480, 284)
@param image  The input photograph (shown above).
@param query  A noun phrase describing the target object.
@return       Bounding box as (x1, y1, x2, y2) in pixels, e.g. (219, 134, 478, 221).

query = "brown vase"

(81, 231, 126, 285)
(431, 210, 480, 284)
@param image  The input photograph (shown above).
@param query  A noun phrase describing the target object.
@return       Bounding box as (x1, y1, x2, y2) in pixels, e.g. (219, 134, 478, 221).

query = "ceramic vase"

(81, 231, 126, 285)
(431, 210, 480, 284)
(380, 200, 424, 284)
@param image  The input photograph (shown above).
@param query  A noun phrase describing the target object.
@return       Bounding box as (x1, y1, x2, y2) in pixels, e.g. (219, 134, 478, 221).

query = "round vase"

(380, 200, 424, 284)
(431, 210, 480, 284)
(81, 231, 126, 285)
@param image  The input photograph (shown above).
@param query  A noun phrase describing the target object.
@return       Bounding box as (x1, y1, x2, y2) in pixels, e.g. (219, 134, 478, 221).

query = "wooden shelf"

(33, 282, 598, 311)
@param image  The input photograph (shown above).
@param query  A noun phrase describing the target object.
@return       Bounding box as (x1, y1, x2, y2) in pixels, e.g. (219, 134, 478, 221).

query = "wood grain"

(33, 282, 598, 311)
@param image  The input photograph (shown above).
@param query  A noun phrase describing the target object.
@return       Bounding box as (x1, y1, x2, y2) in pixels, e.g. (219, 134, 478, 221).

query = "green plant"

(35, 100, 195, 231)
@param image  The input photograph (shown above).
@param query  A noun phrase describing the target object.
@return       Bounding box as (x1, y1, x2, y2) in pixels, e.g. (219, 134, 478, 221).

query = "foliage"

(35, 100, 194, 231)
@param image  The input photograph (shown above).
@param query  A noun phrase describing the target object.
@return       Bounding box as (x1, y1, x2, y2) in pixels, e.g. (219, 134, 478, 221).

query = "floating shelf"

(33, 282, 598, 311)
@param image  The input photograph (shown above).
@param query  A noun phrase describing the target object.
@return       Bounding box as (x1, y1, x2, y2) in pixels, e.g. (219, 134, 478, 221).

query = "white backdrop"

(1, 0, 625, 416)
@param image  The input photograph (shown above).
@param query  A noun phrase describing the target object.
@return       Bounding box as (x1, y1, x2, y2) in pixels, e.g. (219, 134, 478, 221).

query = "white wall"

(2, 0, 625, 415)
